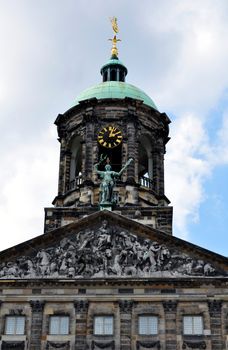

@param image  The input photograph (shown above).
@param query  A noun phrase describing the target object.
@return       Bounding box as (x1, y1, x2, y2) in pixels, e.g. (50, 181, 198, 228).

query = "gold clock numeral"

(97, 125, 123, 148)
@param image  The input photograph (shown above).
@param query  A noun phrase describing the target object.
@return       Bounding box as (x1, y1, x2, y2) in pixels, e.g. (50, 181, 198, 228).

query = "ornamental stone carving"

(0, 221, 225, 279)
(208, 300, 222, 316)
(30, 300, 45, 312)
(91, 340, 115, 349)
(2, 342, 25, 350)
(136, 341, 160, 350)
(119, 300, 134, 312)
(74, 300, 89, 312)
(162, 300, 178, 312)
(182, 340, 206, 349)
(46, 342, 70, 349)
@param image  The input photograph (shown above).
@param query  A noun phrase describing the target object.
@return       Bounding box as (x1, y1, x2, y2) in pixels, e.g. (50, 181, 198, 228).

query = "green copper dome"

(74, 81, 157, 110)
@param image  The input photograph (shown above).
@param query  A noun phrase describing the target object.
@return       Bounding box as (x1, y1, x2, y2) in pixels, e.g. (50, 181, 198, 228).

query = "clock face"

(98, 126, 123, 148)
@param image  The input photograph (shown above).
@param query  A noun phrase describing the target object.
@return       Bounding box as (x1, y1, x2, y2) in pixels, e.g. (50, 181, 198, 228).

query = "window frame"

(183, 315, 204, 336)
(5, 315, 26, 335)
(93, 315, 114, 336)
(49, 315, 70, 335)
(138, 315, 158, 336)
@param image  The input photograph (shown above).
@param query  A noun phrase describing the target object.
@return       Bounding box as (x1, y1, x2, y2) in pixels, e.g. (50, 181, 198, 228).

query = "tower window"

(110, 69, 117, 81)
(138, 315, 158, 335)
(49, 316, 69, 335)
(183, 316, 203, 335)
(5, 316, 25, 335)
(94, 316, 114, 335)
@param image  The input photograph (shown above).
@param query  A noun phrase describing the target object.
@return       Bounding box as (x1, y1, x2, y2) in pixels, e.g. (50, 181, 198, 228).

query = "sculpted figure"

(94, 155, 133, 204)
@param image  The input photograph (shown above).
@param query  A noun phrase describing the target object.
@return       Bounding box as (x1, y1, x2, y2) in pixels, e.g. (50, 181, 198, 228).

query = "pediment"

(0, 211, 227, 280)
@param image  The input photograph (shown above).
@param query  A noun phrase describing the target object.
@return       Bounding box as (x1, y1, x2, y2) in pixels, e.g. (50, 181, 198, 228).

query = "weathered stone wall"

(44, 206, 173, 235)
(0, 283, 227, 349)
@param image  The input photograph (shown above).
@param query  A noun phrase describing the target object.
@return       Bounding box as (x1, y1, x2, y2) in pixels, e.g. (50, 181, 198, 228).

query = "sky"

(0, 0, 228, 256)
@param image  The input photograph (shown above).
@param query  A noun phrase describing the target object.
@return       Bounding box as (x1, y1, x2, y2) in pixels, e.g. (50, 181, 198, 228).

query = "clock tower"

(44, 23, 172, 235)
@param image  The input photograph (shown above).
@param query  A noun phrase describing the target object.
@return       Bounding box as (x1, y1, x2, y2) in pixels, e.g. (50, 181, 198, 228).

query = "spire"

(100, 18, 128, 82)
(109, 17, 121, 59)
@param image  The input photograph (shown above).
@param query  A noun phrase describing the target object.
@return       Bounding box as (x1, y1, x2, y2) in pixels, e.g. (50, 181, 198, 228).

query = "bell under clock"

(97, 125, 123, 148)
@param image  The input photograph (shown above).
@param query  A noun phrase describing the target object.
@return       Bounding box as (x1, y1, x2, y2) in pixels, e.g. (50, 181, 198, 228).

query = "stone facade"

(0, 211, 227, 349)
(0, 282, 227, 349)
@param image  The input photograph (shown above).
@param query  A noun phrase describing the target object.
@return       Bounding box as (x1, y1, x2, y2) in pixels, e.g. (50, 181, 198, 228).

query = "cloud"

(0, 128, 59, 250)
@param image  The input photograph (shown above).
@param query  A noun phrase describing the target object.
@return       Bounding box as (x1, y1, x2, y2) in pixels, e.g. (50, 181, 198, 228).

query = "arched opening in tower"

(98, 145, 122, 173)
(69, 136, 82, 189)
(110, 69, 117, 81)
(138, 135, 153, 188)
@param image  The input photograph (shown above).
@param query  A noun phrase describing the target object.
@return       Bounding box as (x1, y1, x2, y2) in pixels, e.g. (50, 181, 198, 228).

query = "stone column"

(152, 140, 164, 196)
(57, 140, 66, 195)
(163, 300, 178, 350)
(74, 300, 89, 350)
(29, 300, 45, 350)
(119, 300, 134, 350)
(208, 300, 223, 350)
(84, 116, 94, 182)
(126, 119, 136, 184)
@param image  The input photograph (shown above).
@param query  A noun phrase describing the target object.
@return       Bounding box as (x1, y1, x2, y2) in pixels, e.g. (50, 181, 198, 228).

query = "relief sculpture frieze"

(0, 220, 225, 279)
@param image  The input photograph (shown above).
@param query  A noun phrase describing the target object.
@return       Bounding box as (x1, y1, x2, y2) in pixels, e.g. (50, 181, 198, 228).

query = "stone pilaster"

(152, 140, 164, 196)
(208, 300, 223, 350)
(119, 300, 134, 350)
(84, 115, 94, 181)
(74, 300, 89, 350)
(163, 300, 178, 350)
(29, 300, 45, 350)
(126, 118, 137, 183)
(57, 140, 66, 195)
(64, 149, 72, 191)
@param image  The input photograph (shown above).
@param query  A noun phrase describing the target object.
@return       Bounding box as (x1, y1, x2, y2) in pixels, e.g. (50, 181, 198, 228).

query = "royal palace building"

(0, 20, 227, 350)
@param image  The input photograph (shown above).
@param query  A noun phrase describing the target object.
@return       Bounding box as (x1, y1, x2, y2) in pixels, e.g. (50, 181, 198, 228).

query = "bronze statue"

(94, 155, 133, 205)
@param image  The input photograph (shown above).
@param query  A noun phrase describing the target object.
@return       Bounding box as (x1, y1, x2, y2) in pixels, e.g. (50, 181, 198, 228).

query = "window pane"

(5, 316, 25, 335)
(193, 316, 203, 334)
(94, 316, 113, 335)
(183, 316, 192, 335)
(16, 317, 25, 335)
(139, 316, 158, 335)
(50, 316, 69, 335)
(183, 316, 203, 335)
(60, 316, 69, 334)
(94, 317, 103, 334)
(5, 317, 16, 335)
(104, 316, 113, 335)
(50, 317, 59, 334)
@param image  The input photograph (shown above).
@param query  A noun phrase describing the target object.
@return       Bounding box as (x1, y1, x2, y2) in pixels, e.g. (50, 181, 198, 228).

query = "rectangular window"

(183, 316, 203, 335)
(138, 316, 158, 335)
(5, 316, 25, 335)
(49, 316, 69, 335)
(94, 316, 113, 335)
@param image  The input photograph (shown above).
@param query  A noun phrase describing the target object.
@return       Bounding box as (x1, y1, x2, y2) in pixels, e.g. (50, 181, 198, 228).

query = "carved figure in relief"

(204, 263, 215, 275)
(36, 249, 50, 276)
(0, 220, 223, 279)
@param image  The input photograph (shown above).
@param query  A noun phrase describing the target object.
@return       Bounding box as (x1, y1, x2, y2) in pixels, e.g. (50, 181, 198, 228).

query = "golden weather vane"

(109, 16, 121, 57)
